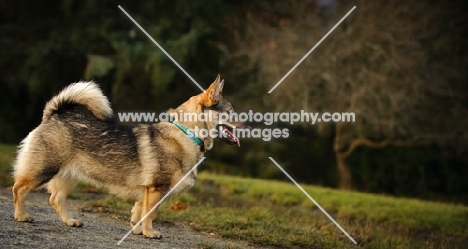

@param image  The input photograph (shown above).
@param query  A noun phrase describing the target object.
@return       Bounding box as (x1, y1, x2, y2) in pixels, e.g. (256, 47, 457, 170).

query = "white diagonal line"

(118, 5, 206, 93)
(117, 157, 206, 245)
(268, 6, 356, 93)
(268, 157, 357, 244)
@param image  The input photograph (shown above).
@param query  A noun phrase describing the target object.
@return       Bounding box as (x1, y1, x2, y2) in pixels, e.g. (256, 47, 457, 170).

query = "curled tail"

(42, 81, 113, 122)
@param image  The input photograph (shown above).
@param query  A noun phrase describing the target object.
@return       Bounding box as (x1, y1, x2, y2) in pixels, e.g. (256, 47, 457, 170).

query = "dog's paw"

(132, 226, 143, 235)
(143, 230, 162, 239)
(65, 218, 83, 227)
(15, 213, 34, 222)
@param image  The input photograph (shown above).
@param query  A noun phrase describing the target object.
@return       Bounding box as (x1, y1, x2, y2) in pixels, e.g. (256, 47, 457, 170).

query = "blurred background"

(0, 0, 467, 203)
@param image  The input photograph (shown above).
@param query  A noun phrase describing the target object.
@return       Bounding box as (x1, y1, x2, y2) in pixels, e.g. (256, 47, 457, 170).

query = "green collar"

(172, 120, 205, 151)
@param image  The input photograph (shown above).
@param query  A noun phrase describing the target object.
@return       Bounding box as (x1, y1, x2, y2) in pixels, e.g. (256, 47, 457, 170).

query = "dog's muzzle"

(216, 124, 250, 147)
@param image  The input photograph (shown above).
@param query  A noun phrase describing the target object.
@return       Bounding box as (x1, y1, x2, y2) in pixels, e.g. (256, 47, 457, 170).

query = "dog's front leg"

(130, 201, 143, 235)
(141, 186, 162, 239)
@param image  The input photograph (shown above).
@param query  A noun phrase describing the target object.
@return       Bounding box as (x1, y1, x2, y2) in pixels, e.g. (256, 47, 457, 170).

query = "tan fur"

(12, 75, 248, 239)
(200, 74, 224, 107)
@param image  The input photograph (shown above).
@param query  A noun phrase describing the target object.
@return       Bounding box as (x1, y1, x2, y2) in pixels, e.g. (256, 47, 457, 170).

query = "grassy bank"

(1, 144, 467, 248)
(85, 174, 468, 248)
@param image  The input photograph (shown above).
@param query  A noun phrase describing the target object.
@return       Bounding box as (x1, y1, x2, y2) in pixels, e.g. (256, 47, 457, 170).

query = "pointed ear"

(202, 74, 224, 107)
(218, 78, 224, 93)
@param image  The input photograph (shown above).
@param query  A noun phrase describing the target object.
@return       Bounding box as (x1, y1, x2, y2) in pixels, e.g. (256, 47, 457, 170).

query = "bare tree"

(232, 0, 468, 189)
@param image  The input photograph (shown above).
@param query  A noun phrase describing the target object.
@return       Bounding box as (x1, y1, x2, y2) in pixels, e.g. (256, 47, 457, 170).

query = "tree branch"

(340, 137, 430, 159)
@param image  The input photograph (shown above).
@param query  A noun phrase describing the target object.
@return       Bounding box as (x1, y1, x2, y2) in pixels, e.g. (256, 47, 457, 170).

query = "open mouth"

(217, 124, 240, 147)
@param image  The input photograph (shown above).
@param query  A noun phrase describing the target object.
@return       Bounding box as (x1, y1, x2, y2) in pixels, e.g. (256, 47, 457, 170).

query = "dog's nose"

(244, 124, 252, 130)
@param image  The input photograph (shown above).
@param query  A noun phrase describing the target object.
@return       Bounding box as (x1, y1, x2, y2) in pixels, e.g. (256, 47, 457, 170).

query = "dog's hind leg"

(12, 176, 40, 222)
(141, 187, 162, 239)
(47, 177, 82, 227)
(130, 201, 143, 235)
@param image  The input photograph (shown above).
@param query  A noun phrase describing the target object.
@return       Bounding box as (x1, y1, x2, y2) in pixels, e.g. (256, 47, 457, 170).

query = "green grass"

(83, 173, 468, 248)
(0, 144, 16, 187)
(1, 143, 467, 248)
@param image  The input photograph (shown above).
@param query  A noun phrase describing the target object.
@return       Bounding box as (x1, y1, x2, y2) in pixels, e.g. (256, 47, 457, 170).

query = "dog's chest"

(171, 171, 197, 194)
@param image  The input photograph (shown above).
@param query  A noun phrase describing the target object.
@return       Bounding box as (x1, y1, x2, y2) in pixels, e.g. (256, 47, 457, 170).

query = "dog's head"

(171, 75, 249, 150)
(201, 75, 250, 147)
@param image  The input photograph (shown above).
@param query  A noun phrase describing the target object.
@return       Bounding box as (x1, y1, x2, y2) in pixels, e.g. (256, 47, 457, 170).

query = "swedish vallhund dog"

(12, 75, 248, 239)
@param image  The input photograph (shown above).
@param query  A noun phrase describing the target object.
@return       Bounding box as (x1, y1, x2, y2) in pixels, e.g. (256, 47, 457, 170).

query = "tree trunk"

(333, 123, 399, 190)
(335, 150, 352, 190)
(334, 123, 352, 189)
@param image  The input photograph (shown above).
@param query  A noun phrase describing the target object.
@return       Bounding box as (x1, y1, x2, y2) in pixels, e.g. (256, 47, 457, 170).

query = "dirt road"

(0, 188, 263, 249)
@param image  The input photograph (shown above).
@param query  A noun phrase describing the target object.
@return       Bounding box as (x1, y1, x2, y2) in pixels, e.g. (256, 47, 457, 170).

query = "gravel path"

(0, 188, 265, 249)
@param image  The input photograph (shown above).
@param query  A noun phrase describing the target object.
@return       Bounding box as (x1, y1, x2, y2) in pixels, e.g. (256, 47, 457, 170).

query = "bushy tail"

(42, 81, 113, 122)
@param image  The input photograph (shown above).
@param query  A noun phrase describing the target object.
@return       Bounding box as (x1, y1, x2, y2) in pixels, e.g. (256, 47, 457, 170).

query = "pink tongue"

(224, 128, 241, 147)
